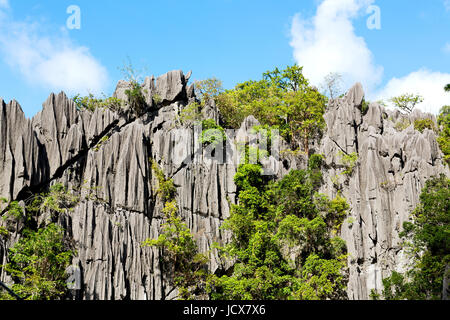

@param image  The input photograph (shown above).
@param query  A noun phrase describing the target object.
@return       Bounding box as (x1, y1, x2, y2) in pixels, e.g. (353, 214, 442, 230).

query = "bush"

(308, 154, 324, 170)
(338, 151, 358, 176)
(151, 160, 177, 203)
(1, 224, 74, 300)
(437, 105, 450, 166)
(125, 81, 146, 116)
(414, 118, 436, 133)
(394, 118, 411, 131)
(73, 94, 123, 112)
(178, 102, 202, 126)
(200, 119, 226, 147)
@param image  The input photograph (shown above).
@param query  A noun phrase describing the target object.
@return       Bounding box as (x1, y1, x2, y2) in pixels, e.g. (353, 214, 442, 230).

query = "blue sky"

(0, 0, 449, 117)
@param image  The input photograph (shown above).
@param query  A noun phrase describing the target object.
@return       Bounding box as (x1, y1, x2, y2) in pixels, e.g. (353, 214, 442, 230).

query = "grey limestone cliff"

(0, 72, 447, 300)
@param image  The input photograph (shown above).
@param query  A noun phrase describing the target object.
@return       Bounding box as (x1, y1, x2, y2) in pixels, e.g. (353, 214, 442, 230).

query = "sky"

(0, 0, 449, 117)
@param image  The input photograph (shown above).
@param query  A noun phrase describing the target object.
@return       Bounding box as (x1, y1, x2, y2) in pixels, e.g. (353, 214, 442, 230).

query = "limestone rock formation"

(319, 83, 449, 299)
(0, 72, 447, 300)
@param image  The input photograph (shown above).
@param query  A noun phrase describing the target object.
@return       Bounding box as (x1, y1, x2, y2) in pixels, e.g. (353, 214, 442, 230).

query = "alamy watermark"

(366, 4, 381, 30)
(66, 5, 81, 30)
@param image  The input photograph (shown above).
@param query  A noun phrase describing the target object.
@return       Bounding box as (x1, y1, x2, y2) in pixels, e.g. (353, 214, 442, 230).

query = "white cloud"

(290, 0, 383, 92)
(0, 6, 108, 96)
(290, 0, 450, 115)
(374, 69, 450, 115)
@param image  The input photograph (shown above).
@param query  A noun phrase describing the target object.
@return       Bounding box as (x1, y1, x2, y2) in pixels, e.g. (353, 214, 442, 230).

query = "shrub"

(338, 151, 358, 176)
(151, 160, 177, 203)
(437, 105, 450, 166)
(73, 94, 123, 112)
(394, 118, 411, 131)
(414, 118, 436, 133)
(1, 224, 74, 300)
(200, 119, 226, 147)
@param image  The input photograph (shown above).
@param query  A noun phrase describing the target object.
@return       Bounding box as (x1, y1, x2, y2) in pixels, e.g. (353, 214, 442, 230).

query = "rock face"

(319, 83, 449, 299)
(0, 74, 448, 300)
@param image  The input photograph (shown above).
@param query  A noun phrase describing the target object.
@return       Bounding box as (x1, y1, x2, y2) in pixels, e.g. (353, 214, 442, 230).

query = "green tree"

(210, 163, 349, 300)
(438, 87, 450, 165)
(72, 94, 123, 112)
(1, 224, 74, 300)
(144, 161, 209, 300)
(194, 78, 224, 106)
(0, 184, 79, 300)
(142, 201, 209, 300)
(413, 118, 437, 133)
(216, 65, 327, 155)
(380, 175, 449, 300)
(200, 119, 226, 148)
(445, 84, 450, 92)
(389, 93, 424, 114)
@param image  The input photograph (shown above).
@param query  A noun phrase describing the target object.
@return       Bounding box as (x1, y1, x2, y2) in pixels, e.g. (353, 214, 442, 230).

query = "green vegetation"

(0, 183, 78, 300)
(394, 118, 412, 132)
(124, 81, 146, 116)
(178, 102, 202, 126)
(208, 159, 349, 300)
(338, 151, 358, 176)
(144, 161, 209, 300)
(152, 93, 162, 105)
(0, 226, 9, 237)
(200, 119, 226, 147)
(144, 155, 350, 300)
(73, 94, 123, 112)
(2, 200, 25, 222)
(445, 84, 450, 92)
(389, 93, 424, 114)
(413, 118, 436, 133)
(194, 78, 224, 106)
(142, 200, 209, 300)
(93, 135, 110, 152)
(215, 65, 327, 156)
(150, 160, 177, 203)
(361, 99, 370, 116)
(0, 224, 74, 300)
(377, 175, 449, 300)
(120, 59, 147, 116)
(437, 90, 450, 165)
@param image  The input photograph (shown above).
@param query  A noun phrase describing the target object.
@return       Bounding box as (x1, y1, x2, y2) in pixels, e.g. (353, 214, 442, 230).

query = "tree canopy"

(215, 65, 327, 155)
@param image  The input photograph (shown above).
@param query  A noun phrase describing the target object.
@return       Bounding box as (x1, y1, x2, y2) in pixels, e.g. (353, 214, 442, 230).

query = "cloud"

(290, 0, 450, 115)
(374, 69, 450, 115)
(290, 0, 383, 92)
(0, 5, 108, 96)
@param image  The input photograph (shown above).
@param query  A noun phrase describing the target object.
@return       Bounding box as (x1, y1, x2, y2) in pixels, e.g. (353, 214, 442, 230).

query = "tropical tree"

(389, 93, 424, 114)
(380, 175, 449, 300)
(216, 65, 327, 155)
(210, 158, 349, 300)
